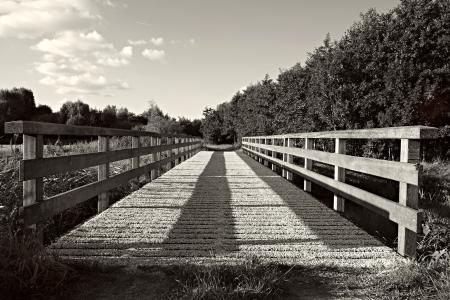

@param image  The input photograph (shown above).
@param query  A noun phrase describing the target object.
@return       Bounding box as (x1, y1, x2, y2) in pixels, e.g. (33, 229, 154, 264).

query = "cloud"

(128, 39, 147, 46)
(150, 37, 164, 46)
(0, 0, 101, 39)
(142, 48, 165, 62)
(33, 30, 132, 95)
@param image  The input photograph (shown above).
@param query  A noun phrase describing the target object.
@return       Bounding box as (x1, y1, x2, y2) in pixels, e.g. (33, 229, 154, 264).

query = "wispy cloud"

(128, 39, 147, 46)
(0, 0, 101, 39)
(142, 48, 166, 62)
(150, 37, 164, 46)
(33, 30, 131, 95)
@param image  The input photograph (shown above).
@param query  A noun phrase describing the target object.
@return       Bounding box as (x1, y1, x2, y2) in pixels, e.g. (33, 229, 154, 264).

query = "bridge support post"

(166, 137, 172, 172)
(157, 137, 161, 177)
(333, 138, 346, 212)
(263, 139, 269, 166)
(23, 134, 43, 239)
(282, 138, 287, 178)
(174, 138, 179, 166)
(398, 139, 420, 257)
(303, 138, 312, 192)
(98, 136, 109, 212)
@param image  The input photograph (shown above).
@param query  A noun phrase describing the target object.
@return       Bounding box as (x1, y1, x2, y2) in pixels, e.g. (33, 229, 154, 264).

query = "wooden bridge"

(5, 121, 438, 268)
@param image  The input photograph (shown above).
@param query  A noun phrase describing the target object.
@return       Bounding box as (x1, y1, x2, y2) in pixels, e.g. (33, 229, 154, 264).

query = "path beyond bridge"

(50, 151, 401, 268)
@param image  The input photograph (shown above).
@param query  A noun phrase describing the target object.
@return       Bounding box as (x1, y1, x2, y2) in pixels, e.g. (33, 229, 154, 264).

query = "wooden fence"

(242, 126, 438, 258)
(5, 121, 202, 228)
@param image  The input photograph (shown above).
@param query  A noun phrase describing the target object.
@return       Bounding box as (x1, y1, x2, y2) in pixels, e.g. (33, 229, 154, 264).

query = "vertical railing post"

(173, 137, 178, 166)
(271, 139, 276, 172)
(286, 138, 293, 181)
(132, 136, 140, 189)
(23, 134, 43, 236)
(166, 137, 172, 171)
(398, 139, 420, 257)
(98, 136, 109, 212)
(157, 137, 161, 177)
(304, 138, 312, 192)
(334, 138, 346, 212)
(263, 138, 269, 166)
(282, 138, 287, 178)
(151, 136, 156, 180)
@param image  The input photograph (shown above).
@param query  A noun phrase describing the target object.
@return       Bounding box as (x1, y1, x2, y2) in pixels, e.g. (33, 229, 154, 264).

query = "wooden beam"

(19, 141, 199, 181)
(242, 142, 419, 185)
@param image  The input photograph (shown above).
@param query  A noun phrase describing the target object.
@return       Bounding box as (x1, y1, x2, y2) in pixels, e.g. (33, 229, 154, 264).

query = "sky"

(0, 0, 400, 120)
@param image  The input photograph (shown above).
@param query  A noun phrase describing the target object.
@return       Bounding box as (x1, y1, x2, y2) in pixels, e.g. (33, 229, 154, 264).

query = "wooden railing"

(5, 121, 202, 228)
(242, 126, 438, 258)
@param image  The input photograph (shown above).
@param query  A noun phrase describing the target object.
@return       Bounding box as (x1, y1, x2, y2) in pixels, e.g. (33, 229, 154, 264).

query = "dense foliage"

(202, 0, 450, 143)
(0, 89, 202, 139)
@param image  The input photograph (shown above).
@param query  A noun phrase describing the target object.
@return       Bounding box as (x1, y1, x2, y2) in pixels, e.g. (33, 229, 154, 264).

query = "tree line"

(202, 0, 450, 145)
(0, 88, 202, 141)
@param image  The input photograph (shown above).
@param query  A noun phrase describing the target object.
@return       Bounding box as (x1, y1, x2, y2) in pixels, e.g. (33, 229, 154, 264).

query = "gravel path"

(50, 151, 402, 268)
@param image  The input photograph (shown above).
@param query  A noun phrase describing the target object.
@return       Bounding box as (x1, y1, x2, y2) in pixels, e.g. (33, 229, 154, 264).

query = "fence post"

(263, 138, 269, 166)
(151, 136, 156, 180)
(282, 138, 287, 178)
(98, 136, 109, 212)
(398, 139, 420, 257)
(286, 138, 293, 181)
(23, 134, 43, 237)
(166, 137, 172, 171)
(334, 138, 346, 212)
(271, 139, 277, 172)
(132, 136, 140, 189)
(304, 138, 312, 192)
(157, 137, 161, 177)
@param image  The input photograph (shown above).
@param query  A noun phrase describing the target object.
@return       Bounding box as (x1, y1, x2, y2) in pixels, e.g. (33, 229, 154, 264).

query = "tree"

(59, 100, 91, 126)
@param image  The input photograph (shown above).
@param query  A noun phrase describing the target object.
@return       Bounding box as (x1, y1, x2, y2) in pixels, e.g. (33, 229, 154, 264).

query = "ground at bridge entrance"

(48, 151, 413, 299)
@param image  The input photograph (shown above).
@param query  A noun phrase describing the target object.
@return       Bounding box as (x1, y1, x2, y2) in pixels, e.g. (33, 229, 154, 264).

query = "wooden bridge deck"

(50, 151, 402, 268)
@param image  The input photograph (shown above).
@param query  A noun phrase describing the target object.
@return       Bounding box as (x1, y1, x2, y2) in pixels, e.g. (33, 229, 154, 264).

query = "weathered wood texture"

(50, 151, 403, 268)
(8, 121, 201, 226)
(242, 126, 438, 258)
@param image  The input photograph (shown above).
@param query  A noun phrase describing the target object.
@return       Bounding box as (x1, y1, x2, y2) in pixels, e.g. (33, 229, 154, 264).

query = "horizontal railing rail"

(5, 121, 202, 228)
(242, 125, 438, 258)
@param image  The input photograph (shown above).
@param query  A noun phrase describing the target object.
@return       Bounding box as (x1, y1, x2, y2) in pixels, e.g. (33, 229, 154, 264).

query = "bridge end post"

(398, 139, 420, 257)
(97, 136, 110, 212)
(303, 138, 312, 192)
(333, 138, 346, 212)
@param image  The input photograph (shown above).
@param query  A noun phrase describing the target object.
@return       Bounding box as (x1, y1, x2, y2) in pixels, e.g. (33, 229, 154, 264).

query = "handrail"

(242, 126, 438, 258)
(4, 121, 202, 228)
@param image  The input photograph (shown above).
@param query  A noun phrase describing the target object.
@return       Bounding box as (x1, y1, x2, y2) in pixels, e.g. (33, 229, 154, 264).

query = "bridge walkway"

(50, 151, 402, 267)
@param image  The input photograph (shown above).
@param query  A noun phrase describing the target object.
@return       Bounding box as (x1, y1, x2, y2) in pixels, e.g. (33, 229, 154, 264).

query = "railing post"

(157, 137, 161, 177)
(282, 138, 287, 178)
(334, 138, 346, 212)
(286, 138, 293, 181)
(131, 136, 140, 189)
(98, 136, 109, 212)
(151, 136, 156, 180)
(23, 134, 43, 236)
(304, 138, 312, 192)
(398, 139, 420, 257)
(263, 138, 269, 166)
(271, 139, 276, 172)
(166, 137, 172, 171)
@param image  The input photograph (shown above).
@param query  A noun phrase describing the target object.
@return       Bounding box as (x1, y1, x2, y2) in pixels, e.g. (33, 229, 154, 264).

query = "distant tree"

(101, 105, 118, 128)
(59, 100, 91, 126)
(0, 87, 36, 134)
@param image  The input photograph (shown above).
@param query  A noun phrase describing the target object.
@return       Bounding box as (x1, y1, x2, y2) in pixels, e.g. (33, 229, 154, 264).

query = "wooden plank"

(243, 142, 419, 185)
(242, 126, 438, 140)
(97, 136, 109, 212)
(398, 139, 421, 257)
(20, 141, 199, 181)
(4, 121, 197, 138)
(244, 148, 420, 232)
(334, 138, 346, 212)
(23, 148, 199, 225)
